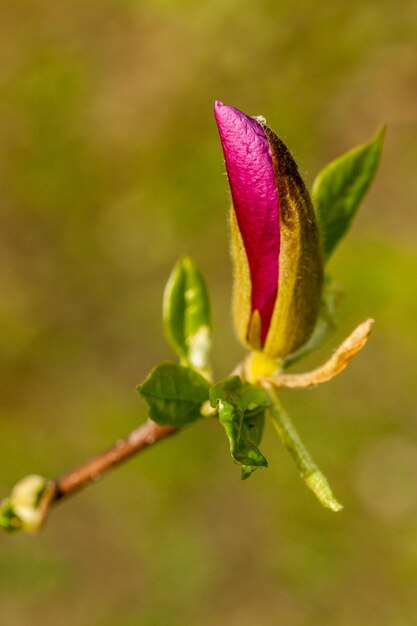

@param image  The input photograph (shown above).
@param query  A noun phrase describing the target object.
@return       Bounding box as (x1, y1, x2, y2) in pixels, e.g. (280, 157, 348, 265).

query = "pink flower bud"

(214, 101, 323, 358)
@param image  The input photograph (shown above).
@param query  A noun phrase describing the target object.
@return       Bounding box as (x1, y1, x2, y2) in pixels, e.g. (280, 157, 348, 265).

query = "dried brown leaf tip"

(264, 319, 374, 389)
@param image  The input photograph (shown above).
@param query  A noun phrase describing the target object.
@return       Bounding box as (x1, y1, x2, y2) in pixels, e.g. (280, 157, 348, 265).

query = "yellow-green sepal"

(262, 128, 324, 359)
(229, 207, 257, 350)
(283, 275, 342, 368)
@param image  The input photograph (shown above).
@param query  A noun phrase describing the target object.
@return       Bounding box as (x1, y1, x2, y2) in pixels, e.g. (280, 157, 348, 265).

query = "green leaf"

(163, 256, 212, 372)
(210, 376, 270, 479)
(312, 126, 385, 261)
(239, 412, 267, 479)
(268, 388, 342, 512)
(138, 362, 210, 426)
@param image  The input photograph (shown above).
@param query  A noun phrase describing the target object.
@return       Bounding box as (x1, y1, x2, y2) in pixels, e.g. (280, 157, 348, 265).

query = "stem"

(265, 386, 342, 512)
(52, 420, 178, 503)
(4, 362, 246, 532)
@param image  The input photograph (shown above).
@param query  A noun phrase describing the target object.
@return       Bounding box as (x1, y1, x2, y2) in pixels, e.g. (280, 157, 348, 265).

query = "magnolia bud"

(214, 101, 323, 358)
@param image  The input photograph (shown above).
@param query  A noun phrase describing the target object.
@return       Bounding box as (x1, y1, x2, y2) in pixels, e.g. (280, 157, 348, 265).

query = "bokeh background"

(1, 1, 417, 624)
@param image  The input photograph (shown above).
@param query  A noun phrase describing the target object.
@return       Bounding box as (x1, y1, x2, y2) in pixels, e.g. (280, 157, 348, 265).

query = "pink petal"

(214, 101, 280, 344)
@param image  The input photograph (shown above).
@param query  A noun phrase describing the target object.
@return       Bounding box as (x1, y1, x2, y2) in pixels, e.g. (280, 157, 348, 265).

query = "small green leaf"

(244, 410, 265, 448)
(138, 362, 210, 426)
(267, 388, 342, 511)
(163, 256, 212, 372)
(240, 412, 266, 479)
(210, 376, 270, 479)
(312, 126, 385, 261)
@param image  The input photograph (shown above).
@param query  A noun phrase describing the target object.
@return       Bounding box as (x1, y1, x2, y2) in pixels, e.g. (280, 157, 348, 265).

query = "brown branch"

(52, 420, 178, 503)
(5, 364, 230, 531)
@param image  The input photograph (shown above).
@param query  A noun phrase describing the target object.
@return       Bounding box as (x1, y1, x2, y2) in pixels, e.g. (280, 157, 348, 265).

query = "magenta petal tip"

(214, 101, 280, 345)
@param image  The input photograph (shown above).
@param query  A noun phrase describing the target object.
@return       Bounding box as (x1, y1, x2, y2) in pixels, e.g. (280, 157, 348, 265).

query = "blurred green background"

(1, 1, 416, 624)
